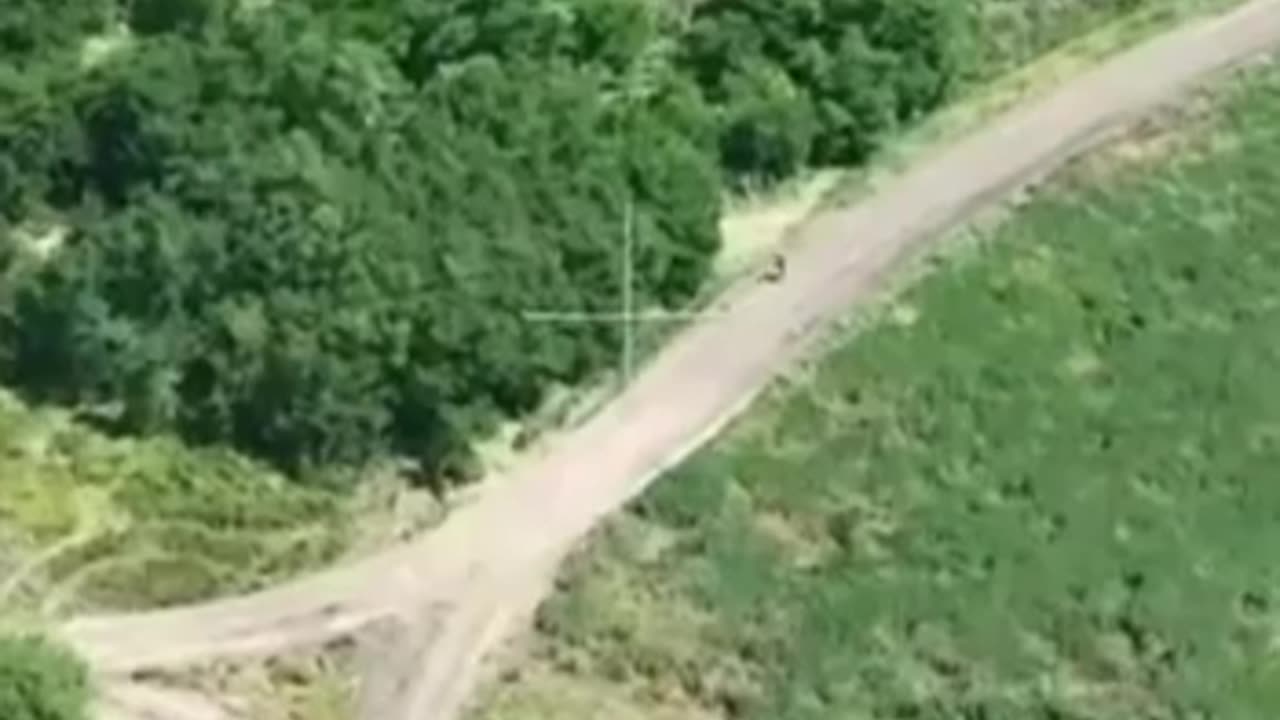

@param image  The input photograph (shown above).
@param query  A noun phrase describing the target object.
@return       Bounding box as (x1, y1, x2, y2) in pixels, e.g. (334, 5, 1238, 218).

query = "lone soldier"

(763, 252, 787, 283)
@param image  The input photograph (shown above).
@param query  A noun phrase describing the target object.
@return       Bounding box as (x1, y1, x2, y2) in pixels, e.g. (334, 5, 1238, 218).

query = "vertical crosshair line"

(621, 197, 635, 381)
(520, 193, 733, 385)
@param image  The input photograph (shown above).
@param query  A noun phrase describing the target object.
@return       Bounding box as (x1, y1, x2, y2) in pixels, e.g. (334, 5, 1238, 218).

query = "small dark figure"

(763, 253, 787, 283)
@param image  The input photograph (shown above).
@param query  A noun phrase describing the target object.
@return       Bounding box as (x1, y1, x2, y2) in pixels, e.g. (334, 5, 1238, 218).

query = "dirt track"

(60, 1, 1280, 717)
(96, 684, 238, 720)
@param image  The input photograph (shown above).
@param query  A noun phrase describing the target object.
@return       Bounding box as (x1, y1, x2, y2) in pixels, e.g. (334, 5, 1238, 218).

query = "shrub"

(0, 635, 88, 720)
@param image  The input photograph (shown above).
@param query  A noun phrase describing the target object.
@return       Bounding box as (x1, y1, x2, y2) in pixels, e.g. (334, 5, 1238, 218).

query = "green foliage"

(0, 635, 88, 720)
(682, 0, 968, 179)
(0, 0, 720, 481)
(0, 0, 116, 65)
(478, 62, 1280, 720)
(716, 60, 818, 181)
(127, 0, 225, 37)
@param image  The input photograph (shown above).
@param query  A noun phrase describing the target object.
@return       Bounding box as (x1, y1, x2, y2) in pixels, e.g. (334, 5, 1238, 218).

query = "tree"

(0, 1, 724, 481)
(682, 0, 967, 176)
(0, 0, 973, 485)
(717, 59, 819, 181)
(127, 0, 225, 36)
(0, 0, 116, 63)
(0, 635, 89, 720)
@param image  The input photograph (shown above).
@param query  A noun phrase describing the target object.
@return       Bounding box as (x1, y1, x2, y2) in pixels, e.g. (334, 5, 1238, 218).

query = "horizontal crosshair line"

(521, 309, 732, 322)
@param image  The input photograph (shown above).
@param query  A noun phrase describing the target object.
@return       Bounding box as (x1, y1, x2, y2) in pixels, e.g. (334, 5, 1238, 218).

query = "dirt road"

(96, 684, 240, 720)
(61, 0, 1280, 716)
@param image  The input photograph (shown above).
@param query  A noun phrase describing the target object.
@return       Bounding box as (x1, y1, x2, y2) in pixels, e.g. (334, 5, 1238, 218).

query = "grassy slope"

(470, 56, 1280, 720)
(0, 390, 350, 618)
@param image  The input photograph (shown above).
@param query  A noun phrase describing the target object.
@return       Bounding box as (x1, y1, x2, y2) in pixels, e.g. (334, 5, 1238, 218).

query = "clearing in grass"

(469, 57, 1280, 720)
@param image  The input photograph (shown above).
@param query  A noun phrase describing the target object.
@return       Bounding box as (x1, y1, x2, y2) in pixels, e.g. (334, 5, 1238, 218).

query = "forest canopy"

(0, 0, 967, 482)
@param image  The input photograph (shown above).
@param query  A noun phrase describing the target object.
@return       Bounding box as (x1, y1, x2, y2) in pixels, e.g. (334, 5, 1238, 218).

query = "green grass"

(0, 390, 351, 616)
(470, 56, 1280, 720)
(0, 633, 88, 720)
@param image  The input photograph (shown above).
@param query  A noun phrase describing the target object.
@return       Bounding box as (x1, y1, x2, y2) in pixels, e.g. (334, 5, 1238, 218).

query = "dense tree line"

(0, 1, 114, 65)
(682, 0, 967, 179)
(0, 0, 965, 482)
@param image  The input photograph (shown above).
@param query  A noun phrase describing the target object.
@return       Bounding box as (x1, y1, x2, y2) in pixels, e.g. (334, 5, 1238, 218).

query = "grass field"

(469, 57, 1280, 720)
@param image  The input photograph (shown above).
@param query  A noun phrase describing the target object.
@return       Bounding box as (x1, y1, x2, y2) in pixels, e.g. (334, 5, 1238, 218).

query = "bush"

(0, 635, 88, 720)
(127, 0, 225, 36)
(0, 0, 115, 64)
(718, 60, 819, 181)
